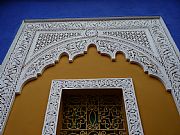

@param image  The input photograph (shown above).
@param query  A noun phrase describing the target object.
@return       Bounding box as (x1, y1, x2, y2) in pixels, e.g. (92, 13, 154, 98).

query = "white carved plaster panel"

(0, 17, 180, 135)
(42, 78, 144, 135)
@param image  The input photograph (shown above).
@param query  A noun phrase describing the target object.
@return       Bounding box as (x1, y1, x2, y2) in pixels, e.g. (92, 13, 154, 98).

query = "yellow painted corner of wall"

(4, 47, 180, 135)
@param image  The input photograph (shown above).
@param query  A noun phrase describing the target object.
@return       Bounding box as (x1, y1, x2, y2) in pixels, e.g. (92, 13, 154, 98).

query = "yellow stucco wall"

(3, 47, 180, 135)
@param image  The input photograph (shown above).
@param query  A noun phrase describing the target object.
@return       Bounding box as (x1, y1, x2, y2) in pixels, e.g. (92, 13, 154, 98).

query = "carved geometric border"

(0, 16, 180, 135)
(42, 78, 144, 135)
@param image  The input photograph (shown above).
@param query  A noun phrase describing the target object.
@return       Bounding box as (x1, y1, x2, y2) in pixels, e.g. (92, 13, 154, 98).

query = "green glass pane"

(90, 111, 96, 125)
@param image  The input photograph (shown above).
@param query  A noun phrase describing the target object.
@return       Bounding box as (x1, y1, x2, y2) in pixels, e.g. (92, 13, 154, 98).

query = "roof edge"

(24, 16, 161, 23)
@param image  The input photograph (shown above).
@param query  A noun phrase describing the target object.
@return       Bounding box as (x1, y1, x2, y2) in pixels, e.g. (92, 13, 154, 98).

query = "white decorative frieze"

(0, 17, 180, 135)
(42, 78, 144, 135)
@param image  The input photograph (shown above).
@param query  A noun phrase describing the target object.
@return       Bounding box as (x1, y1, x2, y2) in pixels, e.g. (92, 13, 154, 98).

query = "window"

(59, 89, 127, 135)
(42, 79, 144, 135)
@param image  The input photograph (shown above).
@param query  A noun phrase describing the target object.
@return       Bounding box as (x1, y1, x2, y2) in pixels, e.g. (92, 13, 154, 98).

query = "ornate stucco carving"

(42, 78, 144, 135)
(0, 17, 179, 135)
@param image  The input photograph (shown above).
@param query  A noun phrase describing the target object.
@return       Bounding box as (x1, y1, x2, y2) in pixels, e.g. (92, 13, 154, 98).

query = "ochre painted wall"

(4, 47, 180, 135)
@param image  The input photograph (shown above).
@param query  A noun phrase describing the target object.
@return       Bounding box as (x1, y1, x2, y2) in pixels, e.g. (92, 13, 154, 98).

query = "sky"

(0, 0, 180, 64)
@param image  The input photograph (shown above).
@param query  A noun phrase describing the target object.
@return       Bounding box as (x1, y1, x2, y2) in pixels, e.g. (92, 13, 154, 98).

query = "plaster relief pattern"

(0, 17, 179, 135)
(34, 32, 81, 54)
(42, 78, 144, 135)
(94, 39, 170, 88)
(103, 30, 151, 51)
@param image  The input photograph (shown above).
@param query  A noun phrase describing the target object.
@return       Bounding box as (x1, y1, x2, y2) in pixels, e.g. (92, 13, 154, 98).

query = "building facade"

(0, 17, 180, 135)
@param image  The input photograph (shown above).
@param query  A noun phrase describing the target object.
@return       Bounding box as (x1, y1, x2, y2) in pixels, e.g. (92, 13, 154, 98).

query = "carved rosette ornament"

(0, 17, 180, 135)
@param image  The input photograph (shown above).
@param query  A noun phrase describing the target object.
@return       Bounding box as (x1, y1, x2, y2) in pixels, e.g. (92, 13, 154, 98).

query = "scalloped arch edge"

(15, 46, 172, 94)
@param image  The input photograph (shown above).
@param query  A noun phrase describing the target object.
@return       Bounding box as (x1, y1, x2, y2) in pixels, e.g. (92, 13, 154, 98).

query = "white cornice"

(24, 16, 161, 23)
